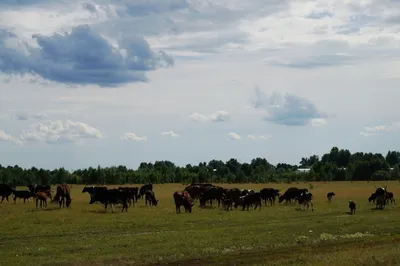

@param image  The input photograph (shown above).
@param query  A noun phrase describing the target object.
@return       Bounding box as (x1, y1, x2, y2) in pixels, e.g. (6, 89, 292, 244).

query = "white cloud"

(310, 118, 328, 127)
(160, 131, 180, 138)
(227, 132, 241, 141)
(247, 134, 270, 140)
(188, 110, 230, 123)
(360, 132, 376, 137)
(120, 132, 147, 141)
(20, 120, 104, 144)
(0, 130, 23, 145)
(0, 0, 400, 169)
(15, 112, 48, 121)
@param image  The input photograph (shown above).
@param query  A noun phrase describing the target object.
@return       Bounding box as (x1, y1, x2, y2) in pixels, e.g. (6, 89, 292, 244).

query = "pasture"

(1, 182, 400, 265)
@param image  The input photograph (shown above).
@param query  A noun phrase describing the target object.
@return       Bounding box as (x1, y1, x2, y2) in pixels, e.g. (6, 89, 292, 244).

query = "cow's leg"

(310, 201, 314, 212)
(5, 196, 9, 203)
(111, 203, 115, 213)
(13, 196, 17, 204)
(36, 198, 39, 209)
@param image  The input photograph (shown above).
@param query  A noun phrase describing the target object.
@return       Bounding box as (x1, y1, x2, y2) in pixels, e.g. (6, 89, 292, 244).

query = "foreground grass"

(0, 182, 400, 265)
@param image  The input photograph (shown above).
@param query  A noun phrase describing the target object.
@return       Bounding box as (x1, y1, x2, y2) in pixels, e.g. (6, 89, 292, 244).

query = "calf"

(349, 200, 356, 214)
(327, 192, 335, 203)
(173, 191, 194, 213)
(145, 190, 158, 207)
(13, 190, 35, 203)
(298, 192, 313, 211)
(35, 190, 51, 209)
(386, 191, 395, 204)
(368, 193, 376, 203)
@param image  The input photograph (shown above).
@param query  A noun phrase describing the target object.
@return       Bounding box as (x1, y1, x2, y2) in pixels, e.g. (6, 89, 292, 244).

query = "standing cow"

(173, 191, 194, 213)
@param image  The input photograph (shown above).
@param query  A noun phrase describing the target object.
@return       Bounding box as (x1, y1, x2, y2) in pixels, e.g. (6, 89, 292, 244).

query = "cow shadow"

(344, 211, 353, 215)
(370, 207, 388, 211)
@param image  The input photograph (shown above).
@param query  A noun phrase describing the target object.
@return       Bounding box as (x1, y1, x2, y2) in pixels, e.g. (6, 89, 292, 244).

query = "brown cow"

(173, 191, 194, 214)
(52, 184, 72, 208)
(35, 190, 51, 209)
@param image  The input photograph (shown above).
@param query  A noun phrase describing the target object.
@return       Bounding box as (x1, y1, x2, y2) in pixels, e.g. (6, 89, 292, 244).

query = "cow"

(368, 193, 376, 203)
(327, 192, 335, 203)
(242, 192, 262, 211)
(145, 190, 158, 207)
(12, 190, 35, 203)
(297, 192, 314, 211)
(139, 184, 153, 199)
(349, 200, 356, 214)
(184, 185, 205, 201)
(224, 188, 242, 201)
(234, 196, 246, 209)
(52, 184, 72, 208)
(375, 187, 387, 210)
(118, 187, 139, 205)
(386, 191, 395, 204)
(279, 187, 308, 204)
(0, 184, 16, 203)
(103, 189, 129, 213)
(82, 186, 108, 204)
(173, 191, 194, 214)
(199, 186, 225, 208)
(260, 188, 280, 206)
(35, 190, 51, 209)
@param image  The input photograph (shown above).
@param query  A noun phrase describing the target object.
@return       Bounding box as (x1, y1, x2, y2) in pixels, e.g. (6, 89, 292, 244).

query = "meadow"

(1, 182, 400, 266)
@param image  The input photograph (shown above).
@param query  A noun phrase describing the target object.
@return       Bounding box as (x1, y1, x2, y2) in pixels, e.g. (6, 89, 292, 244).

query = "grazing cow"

(139, 184, 153, 199)
(327, 192, 335, 203)
(145, 190, 158, 207)
(13, 190, 35, 203)
(298, 192, 314, 211)
(35, 190, 51, 209)
(0, 184, 16, 203)
(52, 184, 72, 208)
(260, 188, 280, 206)
(173, 191, 194, 213)
(82, 186, 108, 204)
(375, 187, 387, 210)
(242, 192, 262, 211)
(386, 191, 395, 204)
(349, 200, 356, 214)
(118, 187, 139, 205)
(368, 193, 376, 203)
(199, 186, 225, 208)
(27, 184, 51, 194)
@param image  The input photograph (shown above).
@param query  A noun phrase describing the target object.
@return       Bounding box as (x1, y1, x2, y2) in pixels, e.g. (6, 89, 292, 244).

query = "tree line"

(1, 147, 399, 185)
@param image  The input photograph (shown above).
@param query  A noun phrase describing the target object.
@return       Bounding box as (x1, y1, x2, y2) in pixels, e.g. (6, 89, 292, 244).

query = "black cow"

(199, 186, 225, 208)
(82, 186, 108, 204)
(242, 192, 262, 211)
(184, 185, 205, 201)
(349, 200, 356, 214)
(118, 187, 139, 205)
(279, 187, 308, 204)
(139, 184, 153, 199)
(145, 190, 158, 207)
(297, 192, 313, 211)
(234, 196, 246, 209)
(103, 189, 129, 212)
(173, 191, 194, 213)
(327, 192, 335, 203)
(224, 188, 241, 201)
(260, 188, 280, 206)
(0, 184, 15, 203)
(375, 187, 387, 210)
(368, 193, 376, 203)
(13, 190, 35, 203)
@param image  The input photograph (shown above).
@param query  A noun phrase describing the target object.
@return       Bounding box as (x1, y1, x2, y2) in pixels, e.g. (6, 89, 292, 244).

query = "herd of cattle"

(0, 183, 396, 214)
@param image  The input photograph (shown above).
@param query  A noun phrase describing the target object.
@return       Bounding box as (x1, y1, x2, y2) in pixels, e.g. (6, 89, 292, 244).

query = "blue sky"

(0, 0, 399, 170)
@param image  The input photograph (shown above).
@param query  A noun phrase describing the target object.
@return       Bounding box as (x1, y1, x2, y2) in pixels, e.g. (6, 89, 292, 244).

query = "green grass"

(1, 182, 400, 265)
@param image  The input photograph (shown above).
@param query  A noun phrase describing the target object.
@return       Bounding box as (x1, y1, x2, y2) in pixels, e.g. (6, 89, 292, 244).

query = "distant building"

(296, 168, 311, 174)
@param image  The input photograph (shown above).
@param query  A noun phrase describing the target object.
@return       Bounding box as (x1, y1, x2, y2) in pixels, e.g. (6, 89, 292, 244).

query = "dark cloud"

(0, 25, 173, 87)
(251, 87, 326, 126)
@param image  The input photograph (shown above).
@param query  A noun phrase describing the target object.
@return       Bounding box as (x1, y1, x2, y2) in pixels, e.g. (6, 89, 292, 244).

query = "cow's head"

(66, 198, 72, 207)
(278, 195, 285, 203)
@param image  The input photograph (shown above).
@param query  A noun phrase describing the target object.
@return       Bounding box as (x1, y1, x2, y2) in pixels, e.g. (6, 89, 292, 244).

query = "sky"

(0, 0, 399, 170)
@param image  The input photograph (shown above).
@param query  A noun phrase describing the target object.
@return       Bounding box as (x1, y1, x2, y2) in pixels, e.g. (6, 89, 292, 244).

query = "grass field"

(1, 182, 400, 266)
